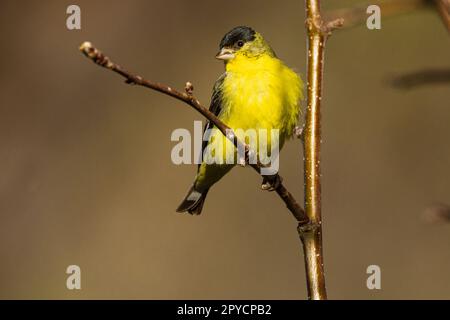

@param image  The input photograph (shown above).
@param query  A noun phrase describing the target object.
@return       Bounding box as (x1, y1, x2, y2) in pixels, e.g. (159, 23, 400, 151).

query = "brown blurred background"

(0, 0, 449, 299)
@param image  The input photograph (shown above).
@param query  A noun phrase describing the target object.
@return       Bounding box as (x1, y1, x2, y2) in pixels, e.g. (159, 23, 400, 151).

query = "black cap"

(219, 26, 256, 49)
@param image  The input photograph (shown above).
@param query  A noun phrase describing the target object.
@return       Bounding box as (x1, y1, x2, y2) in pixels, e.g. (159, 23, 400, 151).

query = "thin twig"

(325, 0, 433, 30)
(389, 68, 450, 89)
(435, 0, 450, 32)
(302, 0, 342, 300)
(422, 203, 450, 224)
(79, 42, 309, 225)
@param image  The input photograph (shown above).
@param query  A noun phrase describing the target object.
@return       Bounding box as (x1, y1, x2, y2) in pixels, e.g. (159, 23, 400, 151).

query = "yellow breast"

(220, 54, 302, 146)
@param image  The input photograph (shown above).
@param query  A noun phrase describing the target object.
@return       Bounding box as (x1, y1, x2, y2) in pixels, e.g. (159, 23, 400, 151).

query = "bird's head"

(215, 26, 275, 62)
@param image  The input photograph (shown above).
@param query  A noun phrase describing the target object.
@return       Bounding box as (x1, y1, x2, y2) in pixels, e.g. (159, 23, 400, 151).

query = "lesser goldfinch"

(176, 26, 303, 215)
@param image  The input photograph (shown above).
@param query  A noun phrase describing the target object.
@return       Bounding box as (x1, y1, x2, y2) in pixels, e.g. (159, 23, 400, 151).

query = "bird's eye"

(237, 40, 244, 47)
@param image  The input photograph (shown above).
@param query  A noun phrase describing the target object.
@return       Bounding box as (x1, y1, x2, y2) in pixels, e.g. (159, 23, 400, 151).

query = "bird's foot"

(261, 174, 283, 191)
(237, 147, 255, 167)
(237, 156, 246, 167)
(294, 125, 305, 141)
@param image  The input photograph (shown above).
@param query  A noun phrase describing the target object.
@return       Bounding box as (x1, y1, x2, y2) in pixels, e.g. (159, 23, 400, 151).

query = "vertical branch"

(300, 0, 342, 300)
(302, 0, 326, 300)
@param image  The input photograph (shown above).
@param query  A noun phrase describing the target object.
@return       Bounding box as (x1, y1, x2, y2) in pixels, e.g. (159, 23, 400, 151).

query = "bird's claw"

(238, 157, 246, 167)
(261, 174, 283, 191)
(294, 125, 304, 140)
(238, 148, 254, 167)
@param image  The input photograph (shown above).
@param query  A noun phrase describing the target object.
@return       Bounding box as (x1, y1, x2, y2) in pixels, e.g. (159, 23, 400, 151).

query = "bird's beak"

(215, 48, 235, 61)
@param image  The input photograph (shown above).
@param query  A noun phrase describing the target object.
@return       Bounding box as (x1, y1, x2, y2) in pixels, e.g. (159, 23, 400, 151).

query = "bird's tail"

(176, 186, 210, 215)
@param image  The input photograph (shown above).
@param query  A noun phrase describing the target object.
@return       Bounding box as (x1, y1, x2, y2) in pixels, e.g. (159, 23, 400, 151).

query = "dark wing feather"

(198, 73, 226, 169)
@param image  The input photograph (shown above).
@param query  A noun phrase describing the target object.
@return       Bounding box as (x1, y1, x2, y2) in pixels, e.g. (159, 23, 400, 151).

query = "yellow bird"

(177, 26, 303, 215)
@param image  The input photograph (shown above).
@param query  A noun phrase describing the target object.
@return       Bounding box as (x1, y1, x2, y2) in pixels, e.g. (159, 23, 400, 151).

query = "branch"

(325, 0, 434, 30)
(435, 0, 450, 32)
(301, 0, 342, 300)
(79, 42, 309, 225)
(423, 203, 450, 224)
(389, 68, 450, 89)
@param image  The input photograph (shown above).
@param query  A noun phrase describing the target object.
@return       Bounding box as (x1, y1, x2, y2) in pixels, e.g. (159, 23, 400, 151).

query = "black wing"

(198, 73, 226, 169)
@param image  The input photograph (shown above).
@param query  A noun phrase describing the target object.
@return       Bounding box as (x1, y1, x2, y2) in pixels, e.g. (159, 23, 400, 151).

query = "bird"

(176, 26, 303, 215)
